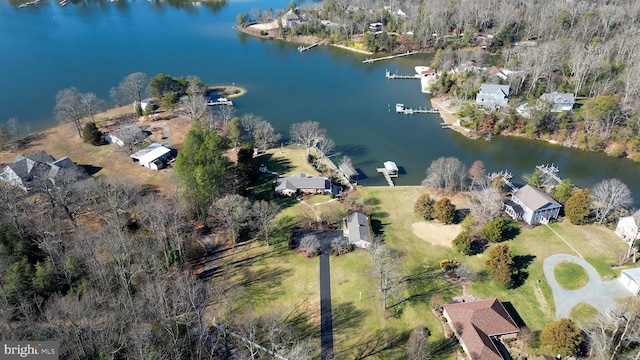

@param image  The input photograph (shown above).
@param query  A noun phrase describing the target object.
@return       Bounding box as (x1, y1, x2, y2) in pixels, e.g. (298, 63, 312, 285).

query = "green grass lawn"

(554, 261, 589, 290)
(570, 303, 599, 326)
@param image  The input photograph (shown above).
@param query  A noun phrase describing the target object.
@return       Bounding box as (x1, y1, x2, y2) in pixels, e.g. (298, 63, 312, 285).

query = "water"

(1, 0, 639, 204)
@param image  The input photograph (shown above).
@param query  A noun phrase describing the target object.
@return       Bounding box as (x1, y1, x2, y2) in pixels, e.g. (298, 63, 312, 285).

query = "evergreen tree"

(414, 193, 435, 220)
(565, 188, 591, 225)
(433, 197, 456, 224)
(82, 122, 103, 146)
(235, 145, 258, 196)
(527, 169, 543, 188)
(174, 121, 233, 219)
(480, 216, 512, 243)
(540, 318, 583, 357)
(485, 243, 514, 288)
(553, 179, 574, 204)
(452, 229, 472, 255)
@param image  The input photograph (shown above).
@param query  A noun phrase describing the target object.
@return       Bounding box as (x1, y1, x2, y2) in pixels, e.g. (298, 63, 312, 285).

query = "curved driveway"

(543, 254, 630, 319)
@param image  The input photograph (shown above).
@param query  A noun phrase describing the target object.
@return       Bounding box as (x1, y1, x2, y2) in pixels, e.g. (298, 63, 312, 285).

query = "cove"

(0, 0, 638, 204)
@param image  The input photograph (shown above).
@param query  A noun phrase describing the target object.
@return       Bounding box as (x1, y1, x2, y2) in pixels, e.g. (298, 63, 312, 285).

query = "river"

(1, 0, 639, 204)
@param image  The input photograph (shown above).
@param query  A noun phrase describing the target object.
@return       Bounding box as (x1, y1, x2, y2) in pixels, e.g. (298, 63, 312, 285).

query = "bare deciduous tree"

(178, 80, 209, 122)
(590, 178, 632, 224)
(54, 87, 87, 138)
(470, 187, 503, 227)
(289, 121, 326, 157)
(209, 194, 252, 246)
(422, 156, 468, 193)
(79, 92, 104, 123)
(367, 239, 403, 312)
(111, 72, 148, 104)
(252, 200, 280, 246)
(253, 120, 281, 153)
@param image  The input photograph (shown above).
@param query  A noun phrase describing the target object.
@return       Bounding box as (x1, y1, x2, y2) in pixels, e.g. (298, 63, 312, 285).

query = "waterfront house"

(343, 212, 372, 248)
(105, 125, 147, 147)
(273, 173, 332, 197)
(618, 268, 640, 296)
(504, 185, 562, 225)
(443, 298, 520, 360)
(130, 143, 175, 170)
(476, 84, 510, 109)
(615, 210, 640, 243)
(281, 9, 301, 28)
(540, 92, 575, 112)
(0, 151, 83, 190)
(369, 22, 383, 32)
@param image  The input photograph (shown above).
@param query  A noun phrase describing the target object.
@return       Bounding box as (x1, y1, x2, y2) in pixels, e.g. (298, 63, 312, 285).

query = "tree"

(452, 229, 473, 255)
(111, 72, 148, 104)
(174, 122, 232, 219)
(485, 244, 514, 288)
(54, 87, 87, 138)
(313, 136, 336, 168)
(469, 187, 503, 227)
(421, 157, 467, 193)
(590, 178, 632, 224)
(79, 92, 104, 123)
(289, 121, 326, 157)
(6, 117, 19, 139)
(540, 318, 583, 357)
(468, 160, 487, 190)
(177, 79, 208, 122)
(0, 125, 9, 150)
(527, 169, 544, 189)
(553, 179, 575, 204)
(414, 193, 435, 220)
(227, 117, 242, 147)
(235, 146, 258, 196)
(433, 197, 456, 224)
(209, 195, 252, 246)
(252, 120, 280, 153)
(82, 122, 103, 146)
(565, 188, 591, 225)
(406, 326, 430, 360)
(251, 200, 280, 246)
(367, 241, 403, 312)
(480, 216, 512, 243)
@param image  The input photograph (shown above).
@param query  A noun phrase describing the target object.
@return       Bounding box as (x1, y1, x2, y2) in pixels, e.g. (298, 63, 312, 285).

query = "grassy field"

(554, 262, 589, 290)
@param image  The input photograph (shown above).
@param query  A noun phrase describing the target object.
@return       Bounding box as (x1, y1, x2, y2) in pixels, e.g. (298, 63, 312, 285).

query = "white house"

(504, 185, 562, 225)
(618, 268, 640, 296)
(615, 211, 640, 244)
(540, 92, 575, 112)
(281, 9, 301, 28)
(130, 143, 175, 170)
(476, 84, 510, 109)
(343, 212, 372, 248)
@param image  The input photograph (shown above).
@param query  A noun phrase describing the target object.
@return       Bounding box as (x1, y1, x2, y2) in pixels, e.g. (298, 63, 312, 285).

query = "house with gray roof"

(273, 173, 331, 197)
(105, 124, 147, 147)
(281, 9, 302, 28)
(343, 212, 372, 248)
(443, 298, 520, 360)
(504, 185, 561, 225)
(0, 151, 83, 190)
(540, 92, 575, 112)
(615, 210, 640, 243)
(476, 84, 510, 109)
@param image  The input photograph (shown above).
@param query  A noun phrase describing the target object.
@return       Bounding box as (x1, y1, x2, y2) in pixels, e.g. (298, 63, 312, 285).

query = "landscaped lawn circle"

(554, 261, 590, 290)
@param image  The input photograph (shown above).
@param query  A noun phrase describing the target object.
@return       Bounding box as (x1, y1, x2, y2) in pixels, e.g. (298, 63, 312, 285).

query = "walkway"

(543, 254, 631, 319)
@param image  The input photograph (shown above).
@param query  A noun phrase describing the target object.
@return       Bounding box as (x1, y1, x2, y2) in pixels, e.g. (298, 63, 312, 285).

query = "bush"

(452, 229, 472, 255)
(480, 216, 512, 243)
(82, 122, 103, 146)
(433, 197, 456, 224)
(414, 193, 435, 220)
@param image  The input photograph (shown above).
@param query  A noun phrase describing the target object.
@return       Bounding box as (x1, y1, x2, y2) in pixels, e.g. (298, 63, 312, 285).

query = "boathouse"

(383, 161, 399, 177)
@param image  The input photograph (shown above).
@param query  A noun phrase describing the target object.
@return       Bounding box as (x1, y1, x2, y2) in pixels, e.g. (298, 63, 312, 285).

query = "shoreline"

(428, 97, 476, 139)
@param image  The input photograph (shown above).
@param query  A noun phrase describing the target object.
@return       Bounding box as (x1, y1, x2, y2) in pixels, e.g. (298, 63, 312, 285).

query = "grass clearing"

(570, 303, 600, 326)
(554, 261, 589, 290)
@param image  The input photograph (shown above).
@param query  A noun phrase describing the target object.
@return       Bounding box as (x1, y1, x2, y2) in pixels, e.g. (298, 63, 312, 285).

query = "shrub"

(452, 229, 472, 255)
(414, 193, 435, 220)
(82, 122, 103, 146)
(433, 197, 456, 224)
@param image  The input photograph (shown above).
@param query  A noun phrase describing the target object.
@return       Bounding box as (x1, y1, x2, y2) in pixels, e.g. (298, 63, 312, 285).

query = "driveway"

(543, 254, 631, 319)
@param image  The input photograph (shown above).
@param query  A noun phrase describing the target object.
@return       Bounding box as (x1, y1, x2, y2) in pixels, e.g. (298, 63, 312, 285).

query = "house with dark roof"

(476, 84, 510, 109)
(105, 124, 147, 147)
(540, 92, 575, 112)
(0, 151, 83, 190)
(343, 212, 372, 248)
(273, 173, 332, 197)
(615, 210, 640, 243)
(443, 298, 520, 360)
(504, 185, 562, 225)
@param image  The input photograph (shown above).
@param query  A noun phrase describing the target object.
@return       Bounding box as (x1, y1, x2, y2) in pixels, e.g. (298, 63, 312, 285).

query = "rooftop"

(513, 185, 561, 211)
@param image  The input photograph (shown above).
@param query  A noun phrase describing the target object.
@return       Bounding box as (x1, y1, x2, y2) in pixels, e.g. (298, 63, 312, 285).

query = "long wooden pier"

(376, 168, 395, 187)
(394, 103, 439, 115)
(298, 42, 320, 53)
(363, 51, 420, 64)
(385, 69, 419, 80)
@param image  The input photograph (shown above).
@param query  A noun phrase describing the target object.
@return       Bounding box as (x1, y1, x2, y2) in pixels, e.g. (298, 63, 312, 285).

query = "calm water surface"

(1, 0, 638, 204)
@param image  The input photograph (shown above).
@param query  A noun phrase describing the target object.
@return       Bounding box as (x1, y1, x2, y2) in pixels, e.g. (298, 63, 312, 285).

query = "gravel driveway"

(543, 254, 631, 319)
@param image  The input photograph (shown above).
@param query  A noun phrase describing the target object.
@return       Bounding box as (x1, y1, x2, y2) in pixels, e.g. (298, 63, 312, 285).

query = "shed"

(130, 143, 174, 170)
(619, 268, 640, 296)
(383, 161, 399, 177)
(343, 212, 372, 248)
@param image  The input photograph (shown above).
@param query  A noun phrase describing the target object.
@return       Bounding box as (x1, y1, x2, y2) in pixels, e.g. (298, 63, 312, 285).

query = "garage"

(618, 268, 640, 296)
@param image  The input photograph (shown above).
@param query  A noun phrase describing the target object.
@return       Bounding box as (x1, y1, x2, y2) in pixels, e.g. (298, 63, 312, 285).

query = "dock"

(363, 51, 420, 64)
(376, 161, 399, 187)
(385, 69, 420, 80)
(298, 42, 321, 53)
(490, 170, 518, 192)
(207, 97, 233, 106)
(394, 103, 440, 115)
(536, 163, 562, 184)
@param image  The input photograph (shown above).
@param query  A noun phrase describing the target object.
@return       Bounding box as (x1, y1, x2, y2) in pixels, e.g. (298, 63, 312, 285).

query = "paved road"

(543, 254, 631, 319)
(319, 253, 334, 359)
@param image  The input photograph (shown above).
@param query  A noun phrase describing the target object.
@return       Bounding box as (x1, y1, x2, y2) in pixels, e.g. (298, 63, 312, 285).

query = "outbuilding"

(130, 143, 175, 170)
(619, 268, 640, 296)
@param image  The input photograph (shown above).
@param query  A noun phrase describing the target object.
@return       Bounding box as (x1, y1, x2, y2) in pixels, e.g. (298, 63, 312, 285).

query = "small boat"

(414, 66, 430, 75)
(59, 0, 67, 6)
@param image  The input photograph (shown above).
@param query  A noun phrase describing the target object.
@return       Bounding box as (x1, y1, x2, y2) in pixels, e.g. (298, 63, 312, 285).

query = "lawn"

(554, 261, 589, 290)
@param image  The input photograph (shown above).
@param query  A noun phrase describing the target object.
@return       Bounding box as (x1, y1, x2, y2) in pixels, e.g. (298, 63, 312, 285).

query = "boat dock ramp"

(298, 43, 321, 53)
(385, 69, 420, 80)
(363, 51, 420, 64)
(394, 103, 440, 115)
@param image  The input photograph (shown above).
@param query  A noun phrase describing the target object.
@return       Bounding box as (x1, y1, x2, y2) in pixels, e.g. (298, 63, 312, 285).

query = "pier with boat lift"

(207, 97, 233, 106)
(298, 42, 321, 53)
(376, 161, 399, 187)
(385, 69, 420, 80)
(394, 103, 440, 115)
(363, 51, 420, 64)
(535, 163, 563, 185)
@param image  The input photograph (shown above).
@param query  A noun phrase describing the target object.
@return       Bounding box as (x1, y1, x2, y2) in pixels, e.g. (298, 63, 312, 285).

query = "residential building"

(476, 84, 510, 109)
(274, 173, 332, 197)
(443, 298, 520, 360)
(504, 185, 562, 225)
(105, 124, 147, 147)
(540, 92, 575, 112)
(281, 9, 301, 28)
(618, 268, 640, 296)
(343, 212, 372, 248)
(130, 143, 175, 170)
(615, 210, 640, 243)
(0, 151, 84, 190)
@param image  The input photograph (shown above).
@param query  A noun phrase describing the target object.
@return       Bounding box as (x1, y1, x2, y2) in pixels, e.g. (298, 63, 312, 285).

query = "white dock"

(376, 161, 399, 187)
(207, 97, 233, 106)
(395, 103, 439, 115)
(536, 164, 562, 184)
(376, 168, 395, 187)
(385, 69, 420, 80)
(363, 51, 420, 64)
(298, 42, 320, 53)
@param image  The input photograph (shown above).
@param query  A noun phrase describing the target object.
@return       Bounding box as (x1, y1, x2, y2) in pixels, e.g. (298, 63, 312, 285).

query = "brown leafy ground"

(411, 221, 461, 248)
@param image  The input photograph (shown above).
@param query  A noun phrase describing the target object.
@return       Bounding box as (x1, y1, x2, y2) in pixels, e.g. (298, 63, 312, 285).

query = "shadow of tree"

(428, 337, 458, 358)
(503, 221, 521, 241)
(339, 327, 407, 360)
(394, 266, 459, 307)
(237, 266, 292, 304)
(334, 144, 369, 158)
(512, 254, 536, 287)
